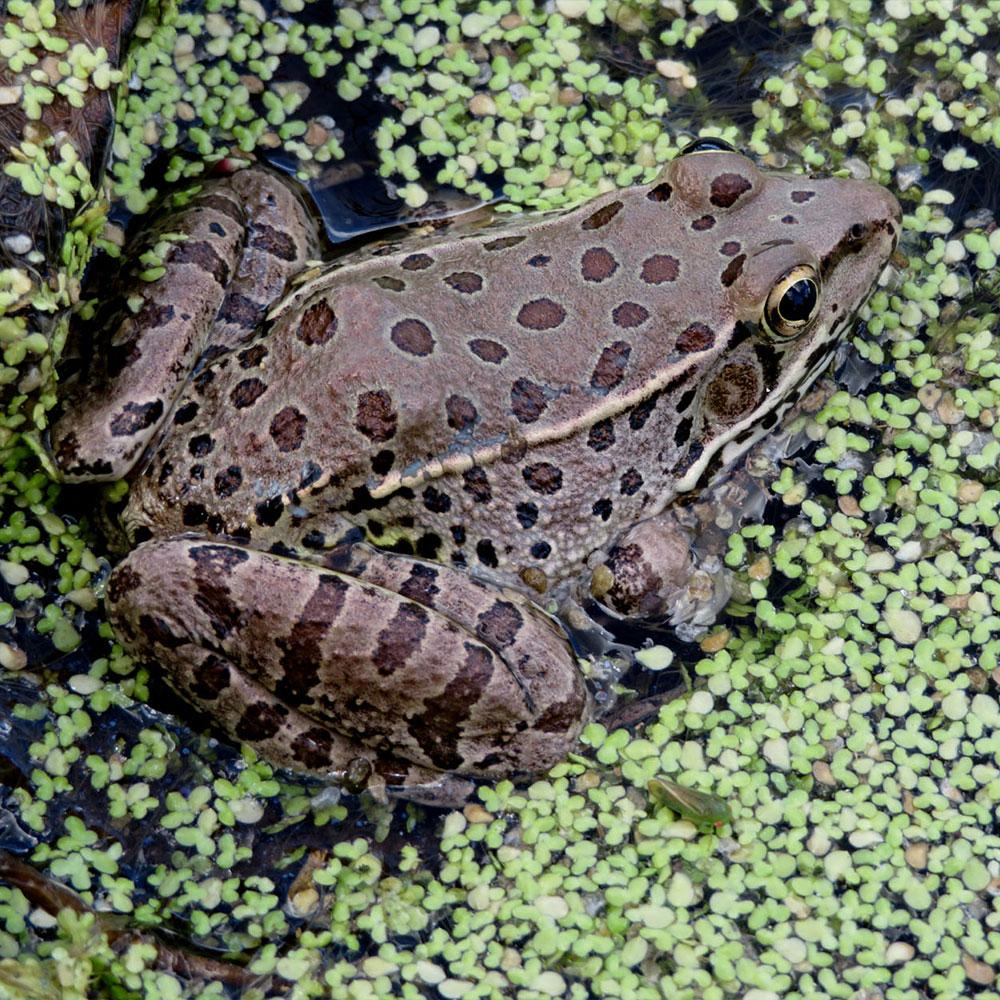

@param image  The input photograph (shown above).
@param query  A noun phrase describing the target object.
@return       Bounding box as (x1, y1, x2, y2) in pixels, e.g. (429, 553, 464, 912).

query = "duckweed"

(0, 0, 998, 998)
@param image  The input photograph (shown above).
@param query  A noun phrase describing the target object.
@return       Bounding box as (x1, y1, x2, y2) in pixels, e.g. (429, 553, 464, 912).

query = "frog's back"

(128, 150, 900, 585)
(132, 181, 705, 534)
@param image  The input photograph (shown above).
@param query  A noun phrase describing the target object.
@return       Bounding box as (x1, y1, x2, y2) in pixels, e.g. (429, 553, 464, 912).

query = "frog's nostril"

(849, 222, 869, 241)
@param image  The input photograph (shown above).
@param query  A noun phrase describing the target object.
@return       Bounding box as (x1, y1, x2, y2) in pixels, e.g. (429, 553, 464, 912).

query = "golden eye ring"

(762, 264, 821, 338)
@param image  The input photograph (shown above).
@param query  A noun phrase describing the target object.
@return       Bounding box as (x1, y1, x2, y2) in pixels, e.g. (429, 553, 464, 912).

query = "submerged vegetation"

(0, 0, 997, 997)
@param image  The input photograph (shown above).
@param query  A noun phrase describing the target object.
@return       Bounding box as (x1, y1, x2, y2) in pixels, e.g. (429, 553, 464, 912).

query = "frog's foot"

(106, 538, 588, 798)
(588, 512, 731, 637)
(51, 169, 319, 484)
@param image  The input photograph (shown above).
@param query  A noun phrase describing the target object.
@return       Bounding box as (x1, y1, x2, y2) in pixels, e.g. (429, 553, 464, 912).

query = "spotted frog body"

(53, 146, 900, 801)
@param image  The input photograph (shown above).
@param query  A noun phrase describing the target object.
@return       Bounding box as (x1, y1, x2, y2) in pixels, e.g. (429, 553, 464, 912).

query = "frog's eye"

(762, 264, 821, 338)
(678, 136, 737, 156)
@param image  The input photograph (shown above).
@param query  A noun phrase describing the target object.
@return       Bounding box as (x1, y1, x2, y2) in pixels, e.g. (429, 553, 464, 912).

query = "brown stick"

(0, 850, 273, 990)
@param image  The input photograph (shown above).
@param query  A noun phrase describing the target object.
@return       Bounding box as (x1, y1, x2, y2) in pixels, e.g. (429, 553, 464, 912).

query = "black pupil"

(780, 279, 817, 322)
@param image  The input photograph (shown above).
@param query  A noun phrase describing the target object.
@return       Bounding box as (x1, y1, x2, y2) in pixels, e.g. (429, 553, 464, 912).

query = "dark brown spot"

(469, 338, 508, 364)
(355, 390, 397, 442)
(255, 495, 284, 526)
(444, 271, 483, 293)
(640, 254, 679, 284)
(530, 541, 551, 560)
(190, 653, 232, 700)
(674, 415, 693, 447)
(612, 302, 649, 328)
(483, 235, 526, 251)
(592, 498, 612, 520)
(106, 565, 142, 606)
(297, 299, 338, 345)
(189, 542, 250, 572)
(582, 200, 623, 230)
(710, 172, 754, 208)
(692, 215, 716, 231)
(371, 449, 394, 476)
(522, 462, 562, 494)
(250, 224, 297, 261)
(422, 487, 451, 513)
(407, 642, 495, 770)
(587, 419, 615, 451)
(401, 252, 433, 271)
(188, 433, 213, 457)
(446, 394, 477, 431)
(109, 399, 163, 437)
(628, 388, 663, 430)
(720, 240, 741, 255)
(188, 544, 251, 639)
(590, 341, 631, 392)
(218, 293, 261, 332)
(270, 406, 307, 452)
(214, 465, 242, 498)
(516, 502, 538, 528)
(647, 182, 672, 202)
(373, 275, 406, 291)
(274, 574, 349, 706)
(517, 298, 566, 331)
(238, 342, 268, 368)
(580, 246, 618, 282)
(791, 190, 816, 203)
(500, 437, 527, 464)
(372, 603, 429, 676)
(289, 727, 336, 770)
(720, 253, 746, 287)
(462, 467, 492, 503)
(230, 377, 267, 409)
(183, 503, 208, 526)
(677, 322, 715, 353)
(476, 539, 498, 568)
(391, 318, 435, 356)
(168, 240, 230, 285)
(535, 693, 585, 735)
(234, 701, 288, 741)
(526, 253, 550, 267)
(511, 378, 548, 424)
(476, 601, 523, 649)
(620, 468, 643, 495)
(417, 530, 443, 559)
(705, 363, 761, 421)
(399, 563, 440, 606)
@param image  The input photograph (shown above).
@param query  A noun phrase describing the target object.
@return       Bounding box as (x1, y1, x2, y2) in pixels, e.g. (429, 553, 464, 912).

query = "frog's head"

(646, 140, 901, 492)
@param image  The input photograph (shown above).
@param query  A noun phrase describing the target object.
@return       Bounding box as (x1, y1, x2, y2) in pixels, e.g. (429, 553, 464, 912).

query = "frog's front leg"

(106, 538, 588, 800)
(52, 170, 318, 483)
(587, 509, 732, 636)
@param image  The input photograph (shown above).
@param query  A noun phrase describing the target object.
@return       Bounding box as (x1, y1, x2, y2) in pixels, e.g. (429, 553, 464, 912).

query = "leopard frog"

(52, 144, 900, 801)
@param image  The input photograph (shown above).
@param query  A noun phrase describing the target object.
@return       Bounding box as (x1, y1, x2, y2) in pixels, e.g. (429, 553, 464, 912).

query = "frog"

(51, 142, 900, 802)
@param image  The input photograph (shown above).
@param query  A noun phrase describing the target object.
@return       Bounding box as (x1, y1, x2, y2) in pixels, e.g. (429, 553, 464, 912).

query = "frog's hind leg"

(52, 170, 319, 483)
(107, 537, 587, 800)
